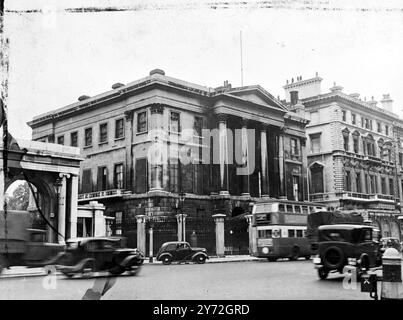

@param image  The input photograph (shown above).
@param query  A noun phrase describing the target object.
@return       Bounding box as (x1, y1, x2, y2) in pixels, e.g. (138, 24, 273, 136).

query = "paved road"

(0, 259, 372, 300)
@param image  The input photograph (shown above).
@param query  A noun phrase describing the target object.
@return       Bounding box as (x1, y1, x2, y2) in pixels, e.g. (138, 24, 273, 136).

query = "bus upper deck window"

(288, 230, 295, 237)
(296, 230, 303, 238)
(279, 204, 285, 212)
(286, 205, 293, 212)
(294, 206, 302, 214)
(308, 206, 314, 213)
(302, 206, 308, 214)
(272, 230, 280, 238)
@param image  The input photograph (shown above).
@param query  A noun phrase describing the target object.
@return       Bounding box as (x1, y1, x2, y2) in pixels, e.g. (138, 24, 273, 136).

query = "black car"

(49, 237, 144, 277)
(156, 241, 209, 265)
(313, 225, 381, 280)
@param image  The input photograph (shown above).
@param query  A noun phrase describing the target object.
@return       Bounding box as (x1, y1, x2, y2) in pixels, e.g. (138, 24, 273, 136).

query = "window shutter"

(135, 158, 148, 193)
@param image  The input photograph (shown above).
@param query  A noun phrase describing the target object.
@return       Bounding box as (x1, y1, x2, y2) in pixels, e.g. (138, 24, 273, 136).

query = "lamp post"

(178, 192, 186, 242)
(54, 177, 63, 243)
(148, 220, 154, 263)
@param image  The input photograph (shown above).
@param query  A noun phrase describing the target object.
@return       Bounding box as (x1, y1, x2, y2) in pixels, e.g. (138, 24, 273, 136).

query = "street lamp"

(178, 192, 186, 242)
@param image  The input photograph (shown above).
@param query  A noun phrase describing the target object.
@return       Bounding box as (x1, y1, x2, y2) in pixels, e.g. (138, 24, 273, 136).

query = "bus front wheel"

(318, 267, 329, 280)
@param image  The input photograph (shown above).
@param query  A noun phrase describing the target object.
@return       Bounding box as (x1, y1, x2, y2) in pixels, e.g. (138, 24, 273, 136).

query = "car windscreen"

(318, 229, 353, 242)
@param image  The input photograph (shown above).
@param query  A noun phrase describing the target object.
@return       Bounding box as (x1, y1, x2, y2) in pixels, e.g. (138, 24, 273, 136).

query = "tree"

(6, 182, 30, 211)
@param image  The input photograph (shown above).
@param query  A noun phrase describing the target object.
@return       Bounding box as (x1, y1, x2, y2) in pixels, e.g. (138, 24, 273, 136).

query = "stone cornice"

(302, 92, 400, 122)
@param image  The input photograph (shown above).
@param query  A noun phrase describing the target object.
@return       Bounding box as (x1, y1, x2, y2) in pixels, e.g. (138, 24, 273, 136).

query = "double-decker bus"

(250, 199, 326, 261)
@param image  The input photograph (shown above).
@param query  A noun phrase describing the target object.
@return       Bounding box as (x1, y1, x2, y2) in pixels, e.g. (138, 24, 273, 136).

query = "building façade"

(28, 69, 309, 255)
(282, 74, 403, 240)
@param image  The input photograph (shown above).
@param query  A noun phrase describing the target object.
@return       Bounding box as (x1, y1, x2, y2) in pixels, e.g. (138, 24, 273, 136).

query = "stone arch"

(5, 172, 58, 242)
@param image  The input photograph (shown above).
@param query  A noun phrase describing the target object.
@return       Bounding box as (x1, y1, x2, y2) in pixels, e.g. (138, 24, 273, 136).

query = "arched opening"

(5, 180, 45, 229)
(4, 177, 56, 243)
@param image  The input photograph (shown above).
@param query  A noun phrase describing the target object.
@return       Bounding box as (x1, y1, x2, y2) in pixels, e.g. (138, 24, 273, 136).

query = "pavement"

(0, 255, 262, 279)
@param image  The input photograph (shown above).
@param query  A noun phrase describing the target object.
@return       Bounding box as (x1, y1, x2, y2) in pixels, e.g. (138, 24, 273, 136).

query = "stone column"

(278, 133, 286, 198)
(92, 201, 106, 236)
(212, 214, 226, 257)
(57, 173, 70, 244)
(260, 125, 270, 197)
(0, 169, 5, 211)
(245, 214, 257, 255)
(69, 175, 79, 239)
(136, 214, 146, 254)
(176, 213, 187, 242)
(241, 119, 250, 196)
(218, 114, 229, 195)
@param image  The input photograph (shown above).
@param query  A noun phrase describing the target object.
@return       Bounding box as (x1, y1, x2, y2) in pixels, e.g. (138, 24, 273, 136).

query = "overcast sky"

(4, 0, 403, 139)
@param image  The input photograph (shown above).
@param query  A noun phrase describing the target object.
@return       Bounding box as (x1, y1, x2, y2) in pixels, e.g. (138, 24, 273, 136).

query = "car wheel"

(196, 255, 206, 264)
(289, 246, 300, 261)
(322, 246, 344, 270)
(62, 271, 74, 278)
(109, 266, 125, 275)
(128, 266, 140, 276)
(81, 260, 96, 278)
(267, 257, 277, 262)
(162, 256, 172, 265)
(318, 267, 329, 280)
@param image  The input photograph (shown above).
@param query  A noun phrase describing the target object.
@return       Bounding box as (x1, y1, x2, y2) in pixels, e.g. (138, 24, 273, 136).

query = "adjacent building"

(283, 74, 403, 239)
(28, 69, 309, 255)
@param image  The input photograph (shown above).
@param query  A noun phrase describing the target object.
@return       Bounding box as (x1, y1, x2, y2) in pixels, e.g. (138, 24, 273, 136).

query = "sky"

(3, 0, 403, 140)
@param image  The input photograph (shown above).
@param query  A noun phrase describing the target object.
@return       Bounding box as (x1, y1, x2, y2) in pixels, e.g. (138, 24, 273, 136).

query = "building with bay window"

(283, 74, 403, 239)
(28, 69, 309, 255)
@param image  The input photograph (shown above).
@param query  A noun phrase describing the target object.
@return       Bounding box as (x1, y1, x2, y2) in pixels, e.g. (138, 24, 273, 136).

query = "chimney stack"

(367, 96, 377, 107)
(290, 91, 299, 105)
(381, 94, 393, 113)
(329, 82, 343, 93)
(349, 93, 360, 100)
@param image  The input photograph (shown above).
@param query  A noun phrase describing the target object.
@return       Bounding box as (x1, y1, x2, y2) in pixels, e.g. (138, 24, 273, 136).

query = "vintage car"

(49, 237, 144, 277)
(313, 224, 381, 280)
(156, 241, 209, 265)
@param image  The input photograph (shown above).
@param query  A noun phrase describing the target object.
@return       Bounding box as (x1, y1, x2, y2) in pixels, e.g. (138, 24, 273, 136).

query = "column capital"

(216, 113, 228, 123)
(260, 123, 270, 131)
(175, 213, 187, 221)
(212, 213, 226, 222)
(124, 110, 134, 120)
(59, 173, 71, 179)
(150, 104, 165, 114)
(136, 214, 147, 224)
(240, 118, 249, 127)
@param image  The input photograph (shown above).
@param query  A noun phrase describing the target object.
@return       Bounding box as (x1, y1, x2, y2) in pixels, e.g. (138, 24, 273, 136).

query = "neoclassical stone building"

(283, 74, 403, 239)
(28, 69, 309, 255)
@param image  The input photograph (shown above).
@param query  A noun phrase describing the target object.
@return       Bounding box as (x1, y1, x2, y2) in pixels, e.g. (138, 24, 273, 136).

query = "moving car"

(156, 241, 208, 265)
(0, 210, 65, 274)
(49, 237, 144, 277)
(313, 224, 381, 280)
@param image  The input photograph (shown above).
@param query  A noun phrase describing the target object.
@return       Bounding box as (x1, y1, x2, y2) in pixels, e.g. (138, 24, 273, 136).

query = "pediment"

(224, 86, 288, 111)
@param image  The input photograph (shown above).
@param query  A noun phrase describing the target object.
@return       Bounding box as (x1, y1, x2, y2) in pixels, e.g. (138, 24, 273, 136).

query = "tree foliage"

(6, 182, 30, 211)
